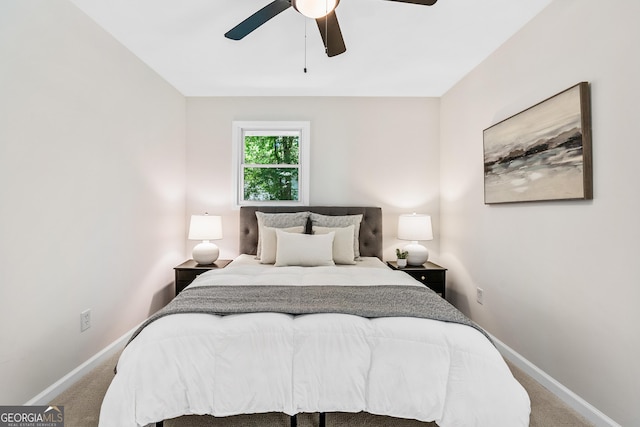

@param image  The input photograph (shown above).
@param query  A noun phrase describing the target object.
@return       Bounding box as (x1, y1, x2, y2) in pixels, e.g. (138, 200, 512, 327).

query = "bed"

(98, 206, 530, 427)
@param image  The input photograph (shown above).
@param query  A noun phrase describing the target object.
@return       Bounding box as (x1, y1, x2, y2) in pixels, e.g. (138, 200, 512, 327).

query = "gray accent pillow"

(255, 211, 310, 259)
(309, 213, 363, 258)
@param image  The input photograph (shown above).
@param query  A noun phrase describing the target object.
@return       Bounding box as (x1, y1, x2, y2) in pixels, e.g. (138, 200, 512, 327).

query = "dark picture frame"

(483, 82, 592, 204)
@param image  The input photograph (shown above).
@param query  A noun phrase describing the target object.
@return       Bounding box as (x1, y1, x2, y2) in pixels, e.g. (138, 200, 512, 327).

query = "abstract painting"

(483, 82, 592, 204)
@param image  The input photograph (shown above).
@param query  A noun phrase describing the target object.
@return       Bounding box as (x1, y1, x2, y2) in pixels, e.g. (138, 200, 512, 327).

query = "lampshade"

(398, 213, 433, 266)
(398, 213, 433, 241)
(188, 214, 222, 265)
(188, 214, 223, 240)
(292, 0, 338, 19)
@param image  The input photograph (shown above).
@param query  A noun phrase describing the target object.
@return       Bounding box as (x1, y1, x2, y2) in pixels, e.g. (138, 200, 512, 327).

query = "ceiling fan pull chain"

(324, 1, 329, 55)
(304, 18, 308, 73)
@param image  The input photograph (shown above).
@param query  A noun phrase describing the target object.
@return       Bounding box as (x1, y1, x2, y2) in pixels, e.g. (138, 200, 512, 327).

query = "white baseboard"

(491, 334, 620, 427)
(25, 326, 136, 406)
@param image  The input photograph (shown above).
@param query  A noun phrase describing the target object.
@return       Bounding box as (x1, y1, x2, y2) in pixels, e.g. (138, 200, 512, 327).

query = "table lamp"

(188, 213, 223, 265)
(398, 213, 433, 266)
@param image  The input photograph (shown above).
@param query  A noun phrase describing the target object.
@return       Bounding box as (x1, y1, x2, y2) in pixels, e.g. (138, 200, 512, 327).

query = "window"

(232, 121, 310, 206)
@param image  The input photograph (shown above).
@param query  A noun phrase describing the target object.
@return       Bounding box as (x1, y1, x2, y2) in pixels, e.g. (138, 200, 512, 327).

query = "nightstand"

(387, 261, 447, 299)
(174, 259, 231, 296)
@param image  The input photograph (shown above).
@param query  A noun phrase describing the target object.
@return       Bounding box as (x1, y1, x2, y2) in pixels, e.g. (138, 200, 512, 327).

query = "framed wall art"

(483, 82, 592, 204)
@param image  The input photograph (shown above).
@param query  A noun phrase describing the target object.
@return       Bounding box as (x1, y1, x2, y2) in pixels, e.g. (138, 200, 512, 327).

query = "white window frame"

(232, 121, 310, 207)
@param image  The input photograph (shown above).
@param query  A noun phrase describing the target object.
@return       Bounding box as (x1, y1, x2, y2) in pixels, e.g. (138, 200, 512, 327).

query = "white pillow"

(260, 226, 305, 264)
(309, 213, 363, 258)
(313, 225, 356, 265)
(255, 211, 310, 259)
(275, 229, 335, 267)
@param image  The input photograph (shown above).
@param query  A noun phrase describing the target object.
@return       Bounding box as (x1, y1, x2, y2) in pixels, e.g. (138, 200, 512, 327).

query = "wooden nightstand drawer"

(387, 261, 447, 299)
(174, 259, 231, 296)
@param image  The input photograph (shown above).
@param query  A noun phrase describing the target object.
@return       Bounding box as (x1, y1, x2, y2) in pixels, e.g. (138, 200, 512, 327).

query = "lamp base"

(404, 241, 429, 266)
(192, 241, 219, 265)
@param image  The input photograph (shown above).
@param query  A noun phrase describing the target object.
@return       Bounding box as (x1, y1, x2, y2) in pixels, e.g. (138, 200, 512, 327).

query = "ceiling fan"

(224, 0, 438, 57)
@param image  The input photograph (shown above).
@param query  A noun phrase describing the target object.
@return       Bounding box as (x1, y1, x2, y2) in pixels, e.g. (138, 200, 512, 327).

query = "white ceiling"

(69, 0, 553, 97)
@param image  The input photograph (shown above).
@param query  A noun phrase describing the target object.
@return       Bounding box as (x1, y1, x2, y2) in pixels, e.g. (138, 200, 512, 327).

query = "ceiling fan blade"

(385, 0, 437, 5)
(316, 10, 346, 57)
(225, 0, 292, 40)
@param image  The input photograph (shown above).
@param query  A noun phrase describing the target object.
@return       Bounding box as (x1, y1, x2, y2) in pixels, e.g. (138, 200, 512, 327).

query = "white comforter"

(99, 256, 530, 427)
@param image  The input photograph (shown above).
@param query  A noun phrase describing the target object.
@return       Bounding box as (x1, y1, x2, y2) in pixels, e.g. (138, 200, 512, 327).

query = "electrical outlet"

(476, 287, 484, 305)
(80, 309, 91, 332)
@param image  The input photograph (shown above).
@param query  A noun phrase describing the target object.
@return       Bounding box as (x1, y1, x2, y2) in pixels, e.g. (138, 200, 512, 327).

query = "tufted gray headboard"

(239, 206, 383, 260)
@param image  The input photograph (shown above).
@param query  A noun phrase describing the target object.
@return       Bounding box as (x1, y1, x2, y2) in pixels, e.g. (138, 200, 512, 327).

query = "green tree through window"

(243, 135, 300, 201)
(233, 121, 309, 206)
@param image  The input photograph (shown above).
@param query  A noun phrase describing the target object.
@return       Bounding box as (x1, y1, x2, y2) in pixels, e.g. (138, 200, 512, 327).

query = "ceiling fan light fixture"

(292, 0, 338, 19)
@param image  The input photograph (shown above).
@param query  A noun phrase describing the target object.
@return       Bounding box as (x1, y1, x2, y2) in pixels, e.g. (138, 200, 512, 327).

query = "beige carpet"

(52, 350, 593, 427)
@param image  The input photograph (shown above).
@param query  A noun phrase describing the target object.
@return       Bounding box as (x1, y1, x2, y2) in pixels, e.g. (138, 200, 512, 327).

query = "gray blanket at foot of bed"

(127, 285, 490, 347)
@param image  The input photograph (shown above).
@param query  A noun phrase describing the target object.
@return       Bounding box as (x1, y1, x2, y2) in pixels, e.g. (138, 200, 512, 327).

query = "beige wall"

(0, 1, 186, 404)
(185, 97, 441, 262)
(440, 1, 640, 425)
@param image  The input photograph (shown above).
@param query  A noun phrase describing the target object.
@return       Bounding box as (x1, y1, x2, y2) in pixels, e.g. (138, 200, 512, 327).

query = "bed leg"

(290, 414, 297, 427)
(319, 412, 326, 427)
(156, 422, 164, 427)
